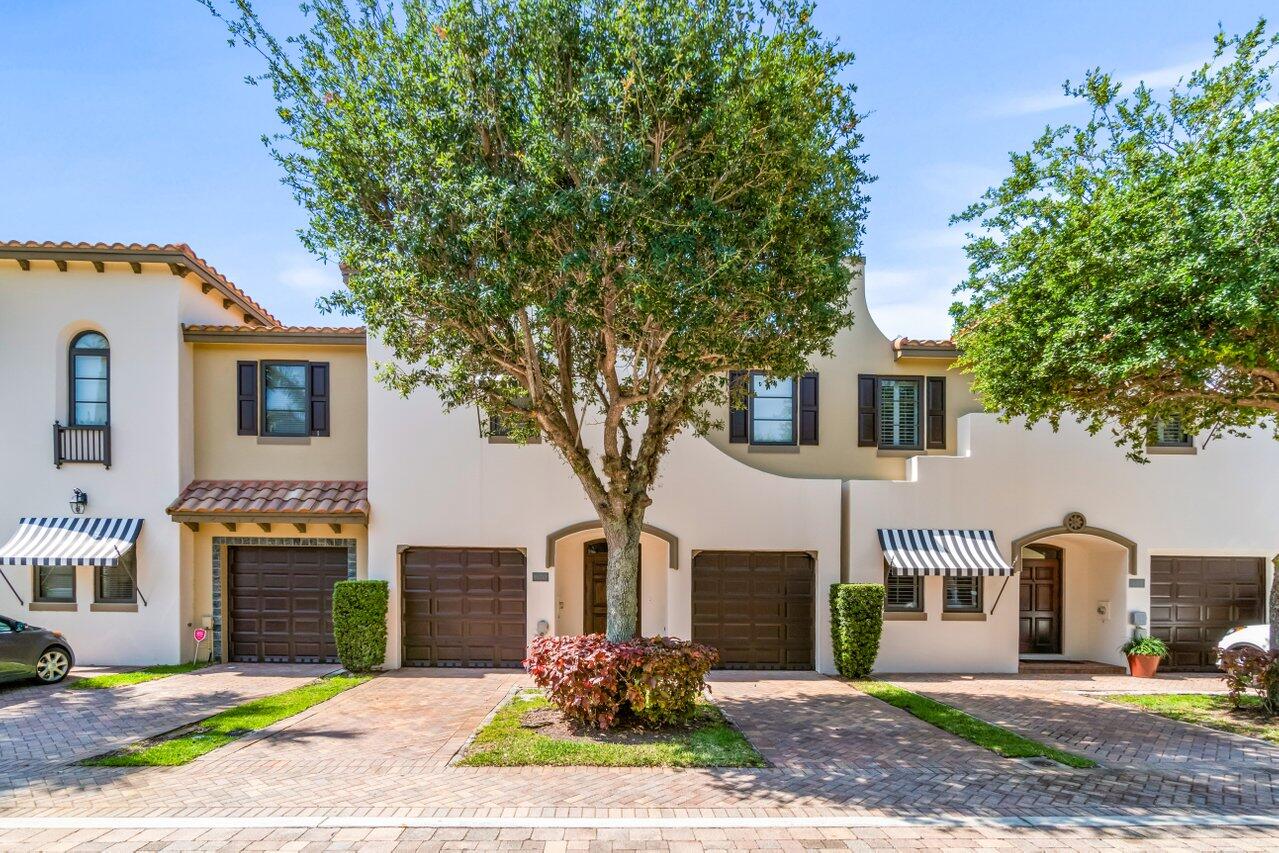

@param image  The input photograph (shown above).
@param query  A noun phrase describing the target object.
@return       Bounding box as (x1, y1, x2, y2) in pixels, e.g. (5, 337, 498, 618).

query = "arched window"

(69, 331, 109, 426)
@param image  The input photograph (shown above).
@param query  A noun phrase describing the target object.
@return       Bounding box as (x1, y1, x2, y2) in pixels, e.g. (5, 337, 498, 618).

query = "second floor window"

(1151, 417, 1193, 448)
(70, 331, 109, 426)
(751, 374, 796, 445)
(878, 378, 921, 449)
(262, 362, 310, 436)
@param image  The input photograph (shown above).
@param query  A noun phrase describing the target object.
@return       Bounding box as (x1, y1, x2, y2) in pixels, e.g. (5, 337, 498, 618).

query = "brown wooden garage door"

(1151, 556, 1264, 671)
(401, 547, 526, 667)
(228, 546, 348, 663)
(692, 551, 814, 670)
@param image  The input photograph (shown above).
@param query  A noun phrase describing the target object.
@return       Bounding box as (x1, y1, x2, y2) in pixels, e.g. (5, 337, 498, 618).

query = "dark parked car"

(0, 615, 75, 684)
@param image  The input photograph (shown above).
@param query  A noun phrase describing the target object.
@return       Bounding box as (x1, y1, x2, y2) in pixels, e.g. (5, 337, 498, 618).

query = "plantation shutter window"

(35, 565, 75, 603)
(943, 576, 981, 612)
(878, 378, 921, 449)
(236, 361, 258, 436)
(798, 372, 819, 445)
(309, 362, 331, 437)
(926, 376, 946, 449)
(857, 375, 877, 446)
(728, 371, 749, 443)
(750, 374, 796, 445)
(96, 550, 137, 604)
(883, 567, 922, 612)
(1152, 417, 1193, 447)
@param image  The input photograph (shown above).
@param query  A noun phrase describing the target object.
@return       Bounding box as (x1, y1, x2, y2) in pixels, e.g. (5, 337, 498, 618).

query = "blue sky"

(1, 1, 1272, 336)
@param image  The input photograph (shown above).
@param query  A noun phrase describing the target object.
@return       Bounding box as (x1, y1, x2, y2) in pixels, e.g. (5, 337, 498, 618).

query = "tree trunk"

(1270, 557, 1278, 710)
(602, 512, 644, 642)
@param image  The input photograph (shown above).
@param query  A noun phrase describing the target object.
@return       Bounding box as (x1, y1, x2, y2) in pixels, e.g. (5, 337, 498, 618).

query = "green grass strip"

(852, 679, 1096, 768)
(458, 693, 766, 768)
(83, 674, 370, 767)
(70, 662, 211, 690)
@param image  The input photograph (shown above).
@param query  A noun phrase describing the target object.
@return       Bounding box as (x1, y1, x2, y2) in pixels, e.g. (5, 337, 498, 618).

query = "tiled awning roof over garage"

(166, 480, 369, 524)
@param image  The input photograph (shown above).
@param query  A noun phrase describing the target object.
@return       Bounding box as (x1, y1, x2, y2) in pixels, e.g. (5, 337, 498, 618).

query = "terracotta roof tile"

(0, 241, 279, 326)
(892, 336, 958, 351)
(167, 480, 369, 519)
(182, 324, 364, 335)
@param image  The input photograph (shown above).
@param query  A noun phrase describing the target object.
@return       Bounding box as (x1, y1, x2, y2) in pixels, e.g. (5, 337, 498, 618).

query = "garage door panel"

(692, 551, 814, 671)
(1151, 555, 1264, 671)
(402, 547, 527, 668)
(228, 546, 346, 664)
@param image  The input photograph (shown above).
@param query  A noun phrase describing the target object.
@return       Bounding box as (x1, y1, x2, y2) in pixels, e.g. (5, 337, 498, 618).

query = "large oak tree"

(952, 22, 1279, 651)
(208, 0, 868, 641)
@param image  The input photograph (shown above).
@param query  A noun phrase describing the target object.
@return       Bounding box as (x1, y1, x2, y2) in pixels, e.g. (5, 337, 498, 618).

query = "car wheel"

(35, 647, 71, 684)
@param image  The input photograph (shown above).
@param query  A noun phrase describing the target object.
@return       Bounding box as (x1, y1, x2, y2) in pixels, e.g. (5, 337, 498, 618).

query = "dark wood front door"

(583, 541, 640, 636)
(1019, 548, 1061, 654)
(401, 547, 526, 667)
(1151, 556, 1264, 671)
(227, 546, 348, 663)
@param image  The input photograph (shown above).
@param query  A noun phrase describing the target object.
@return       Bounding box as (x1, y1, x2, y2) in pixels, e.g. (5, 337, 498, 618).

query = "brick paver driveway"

(885, 672, 1279, 771)
(0, 662, 336, 776)
(2, 669, 1278, 850)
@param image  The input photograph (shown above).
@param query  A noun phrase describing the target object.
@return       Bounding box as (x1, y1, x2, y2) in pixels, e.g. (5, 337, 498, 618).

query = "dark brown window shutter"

(926, 376, 946, 449)
(731, 370, 746, 445)
(799, 372, 819, 445)
(857, 375, 878, 446)
(728, 371, 749, 443)
(236, 360, 258, 436)
(309, 362, 330, 436)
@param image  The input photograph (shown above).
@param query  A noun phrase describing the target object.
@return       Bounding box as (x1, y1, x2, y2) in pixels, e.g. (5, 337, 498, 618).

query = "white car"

(1217, 624, 1271, 655)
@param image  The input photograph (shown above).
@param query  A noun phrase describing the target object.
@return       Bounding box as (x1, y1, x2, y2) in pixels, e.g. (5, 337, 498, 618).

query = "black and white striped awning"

(877, 528, 1013, 576)
(0, 517, 143, 567)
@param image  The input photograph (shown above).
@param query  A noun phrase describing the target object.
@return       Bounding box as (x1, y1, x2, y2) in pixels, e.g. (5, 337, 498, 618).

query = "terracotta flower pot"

(1127, 653, 1162, 678)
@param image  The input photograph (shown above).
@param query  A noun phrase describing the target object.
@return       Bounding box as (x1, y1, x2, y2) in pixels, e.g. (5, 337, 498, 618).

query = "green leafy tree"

(207, 0, 867, 642)
(951, 21, 1279, 651)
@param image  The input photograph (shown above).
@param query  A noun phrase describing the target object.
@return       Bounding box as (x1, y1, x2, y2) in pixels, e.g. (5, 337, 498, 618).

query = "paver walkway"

(2, 669, 1277, 822)
(1, 821, 1276, 850)
(885, 672, 1279, 772)
(0, 662, 336, 776)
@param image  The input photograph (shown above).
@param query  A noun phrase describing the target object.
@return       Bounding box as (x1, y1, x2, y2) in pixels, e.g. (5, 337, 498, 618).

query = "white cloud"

(860, 262, 970, 340)
(276, 255, 339, 296)
(990, 57, 1206, 118)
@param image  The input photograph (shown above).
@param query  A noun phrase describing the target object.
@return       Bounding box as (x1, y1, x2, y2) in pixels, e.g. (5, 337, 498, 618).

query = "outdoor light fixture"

(70, 489, 88, 515)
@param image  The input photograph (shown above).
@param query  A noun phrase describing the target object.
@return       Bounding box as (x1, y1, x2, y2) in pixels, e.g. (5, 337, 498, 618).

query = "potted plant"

(1120, 631, 1168, 678)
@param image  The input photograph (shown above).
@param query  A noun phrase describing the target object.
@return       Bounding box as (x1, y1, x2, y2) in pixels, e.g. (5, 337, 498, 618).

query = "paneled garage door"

(1150, 556, 1264, 671)
(227, 546, 348, 663)
(692, 551, 814, 670)
(401, 547, 527, 667)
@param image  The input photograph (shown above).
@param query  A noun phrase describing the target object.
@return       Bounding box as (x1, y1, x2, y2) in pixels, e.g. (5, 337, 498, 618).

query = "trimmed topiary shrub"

(829, 583, 885, 678)
(332, 580, 388, 673)
(524, 634, 719, 730)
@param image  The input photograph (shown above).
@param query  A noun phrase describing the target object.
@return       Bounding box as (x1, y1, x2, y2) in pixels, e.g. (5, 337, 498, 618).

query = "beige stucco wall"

(365, 336, 843, 672)
(191, 342, 367, 481)
(705, 263, 983, 480)
(849, 414, 1279, 673)
(186, 524, 368, 663)
(0, 260, 246, 665)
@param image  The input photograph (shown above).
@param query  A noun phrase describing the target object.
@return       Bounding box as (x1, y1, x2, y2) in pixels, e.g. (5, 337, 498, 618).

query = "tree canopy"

(952, 21, 1279, 459)
(209, 0, 868, 640)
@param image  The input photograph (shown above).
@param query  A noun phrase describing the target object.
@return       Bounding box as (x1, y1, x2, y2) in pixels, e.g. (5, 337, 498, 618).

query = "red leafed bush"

(1220, 645, 1279, 716)
(524, 634, 719, 730)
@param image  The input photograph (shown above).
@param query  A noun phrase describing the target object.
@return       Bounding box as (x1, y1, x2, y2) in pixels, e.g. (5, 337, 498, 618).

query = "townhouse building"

(1, 241, 1274, 674)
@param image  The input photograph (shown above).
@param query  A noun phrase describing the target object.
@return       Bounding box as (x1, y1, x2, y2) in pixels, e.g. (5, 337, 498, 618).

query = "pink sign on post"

(194, 628, 208, 644)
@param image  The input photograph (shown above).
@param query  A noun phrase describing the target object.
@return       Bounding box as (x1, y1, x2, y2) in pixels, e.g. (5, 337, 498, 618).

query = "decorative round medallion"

(1063, 512, 1087, 532)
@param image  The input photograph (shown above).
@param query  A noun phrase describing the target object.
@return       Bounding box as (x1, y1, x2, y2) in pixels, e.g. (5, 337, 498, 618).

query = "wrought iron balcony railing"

(53, 422, 111, 468)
